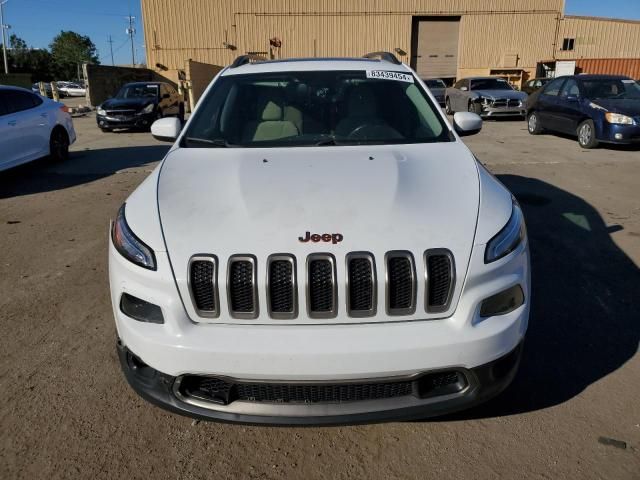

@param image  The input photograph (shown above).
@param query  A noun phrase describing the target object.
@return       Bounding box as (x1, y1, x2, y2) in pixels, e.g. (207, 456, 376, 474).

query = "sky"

(2, 0, 639, 66)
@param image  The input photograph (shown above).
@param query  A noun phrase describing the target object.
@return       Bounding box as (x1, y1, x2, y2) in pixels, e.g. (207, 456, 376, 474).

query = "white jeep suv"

(109, 52, 529, 425)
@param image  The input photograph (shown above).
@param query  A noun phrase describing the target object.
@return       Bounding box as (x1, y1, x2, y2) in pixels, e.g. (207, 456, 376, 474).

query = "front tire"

(527, 111, 543, 134)
(445, 98, 454, 115)
(49, 127, 70, 162)
(468, 101, 482, 115)
(577, 120, 598, 149)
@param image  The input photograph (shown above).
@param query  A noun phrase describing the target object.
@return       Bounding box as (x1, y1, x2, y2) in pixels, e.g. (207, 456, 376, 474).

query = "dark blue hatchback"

(526, 75, 640, 148)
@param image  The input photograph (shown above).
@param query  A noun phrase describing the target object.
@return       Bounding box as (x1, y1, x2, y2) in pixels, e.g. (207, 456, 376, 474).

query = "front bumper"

(480, 106, 526, 118)
(97, 112, 154, 129)
(117, 339, 524, 425)
(598, 122, 640, 144)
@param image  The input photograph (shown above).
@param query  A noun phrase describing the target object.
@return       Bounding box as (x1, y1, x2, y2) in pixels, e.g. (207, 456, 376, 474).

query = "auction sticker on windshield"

(366, 70, 414, 83)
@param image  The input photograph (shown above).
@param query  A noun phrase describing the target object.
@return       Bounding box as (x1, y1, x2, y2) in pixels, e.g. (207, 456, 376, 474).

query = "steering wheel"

(346, 124, 371, 139)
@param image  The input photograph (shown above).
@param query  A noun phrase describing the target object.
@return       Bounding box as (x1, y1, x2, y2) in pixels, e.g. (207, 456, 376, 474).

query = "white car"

(110, 52, 530, 425)
(57, 82, 86, 98)
(0, 86, 76, 172)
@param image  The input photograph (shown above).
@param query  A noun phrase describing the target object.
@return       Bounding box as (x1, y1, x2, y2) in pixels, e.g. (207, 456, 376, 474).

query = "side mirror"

(566, 95, 579, 102)
(151, 117, 182, 142)
(162, 93, 171, 99)
(453, 112, 482, 137)
(460, 86, 468, 91)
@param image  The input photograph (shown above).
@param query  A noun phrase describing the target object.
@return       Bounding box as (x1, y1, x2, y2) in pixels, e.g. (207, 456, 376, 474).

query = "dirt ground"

(1, 107, 639, 480)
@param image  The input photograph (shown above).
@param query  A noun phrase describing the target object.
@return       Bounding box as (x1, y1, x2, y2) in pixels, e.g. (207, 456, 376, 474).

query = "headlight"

(97, 108, 106, 116)
(485, 200, 526, 263)
(605, 112, 635, 125)
(140, 103, 155, 114)
(479, 96, 490, 105)
(111, 204, 156, 270)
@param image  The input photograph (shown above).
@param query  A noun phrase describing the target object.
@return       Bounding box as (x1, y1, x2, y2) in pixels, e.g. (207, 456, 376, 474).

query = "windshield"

(183, 70, 450, 148)
(582, 78, 640, 100)
(470, 78, 513, 91)
(116, 84, 159, 99)
(424, 79, 446, 89)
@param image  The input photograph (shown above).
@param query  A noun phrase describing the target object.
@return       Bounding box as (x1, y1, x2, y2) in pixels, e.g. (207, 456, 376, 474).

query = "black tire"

(527, 111, 543, 135)
(49, 127, 70, 162)
(445, 97, 454, 115)
(468, 101, 482, 115)
(577, 119, 598, 149)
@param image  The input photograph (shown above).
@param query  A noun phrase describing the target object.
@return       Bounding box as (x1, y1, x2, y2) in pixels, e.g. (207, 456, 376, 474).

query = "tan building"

(141, 0, 640, 88)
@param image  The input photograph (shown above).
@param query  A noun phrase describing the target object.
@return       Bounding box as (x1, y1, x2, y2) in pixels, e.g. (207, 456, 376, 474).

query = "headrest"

(261, 100, 283, 121)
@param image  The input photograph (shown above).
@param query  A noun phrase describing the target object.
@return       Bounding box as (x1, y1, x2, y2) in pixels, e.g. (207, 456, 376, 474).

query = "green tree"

(9, 34, 30, 70)
(49, 30, 99, 80)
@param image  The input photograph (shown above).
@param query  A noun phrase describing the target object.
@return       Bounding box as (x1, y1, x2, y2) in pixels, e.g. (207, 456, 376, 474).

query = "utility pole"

(0, 0, 9, 74)
(108, 35, 114, 66)
(126, 15, 135, 66)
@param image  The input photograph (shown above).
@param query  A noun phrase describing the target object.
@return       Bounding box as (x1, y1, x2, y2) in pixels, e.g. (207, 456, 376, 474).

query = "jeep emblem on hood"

(299, 231, 344, 244)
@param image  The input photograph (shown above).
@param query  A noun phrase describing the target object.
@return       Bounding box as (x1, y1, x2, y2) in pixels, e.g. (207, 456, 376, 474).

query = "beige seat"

(244, 98, 300, 142)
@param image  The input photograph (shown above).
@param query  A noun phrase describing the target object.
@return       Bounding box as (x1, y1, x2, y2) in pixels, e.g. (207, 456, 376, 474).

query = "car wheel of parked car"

(527, 111, 543, 135)
(49, 127, 70, 162)
(468, 101, 482, 115)
(445, 98, 453, 115)
(577, 120, 598, 149)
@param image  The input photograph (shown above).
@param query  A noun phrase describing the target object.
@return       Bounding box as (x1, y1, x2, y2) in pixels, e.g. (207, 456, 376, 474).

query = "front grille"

(106, 109, 136, 117)
(267, 255, 296, 319)
(507, 99, 521, 107)
(491, 98, 521, 108)
(347, 253, 376, 317)
(307, 255, 337, 318)
(228, 256, 258, 318)
(386, 252, 416, 315)
(425, 250, 455, 312)
(189, 257, 218, 316)
(188, 251, 455, 320)
(178, 370, 468, 406)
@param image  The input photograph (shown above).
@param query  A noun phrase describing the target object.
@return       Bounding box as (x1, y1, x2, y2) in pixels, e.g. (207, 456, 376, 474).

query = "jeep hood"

(157, 143, 480, 322)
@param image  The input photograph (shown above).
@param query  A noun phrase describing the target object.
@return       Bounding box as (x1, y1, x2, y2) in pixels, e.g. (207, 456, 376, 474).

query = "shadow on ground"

(0, 145, 169, 199)
(443, 174, 640, 420)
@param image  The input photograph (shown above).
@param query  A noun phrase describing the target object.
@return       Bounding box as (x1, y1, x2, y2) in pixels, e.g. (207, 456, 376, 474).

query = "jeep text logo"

(298, 231, 344, 244)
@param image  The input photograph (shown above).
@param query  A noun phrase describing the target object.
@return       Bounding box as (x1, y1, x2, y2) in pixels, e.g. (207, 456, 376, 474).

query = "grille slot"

(346, 253, 376, 317)
(307, 254, 337, 318)
(188, 256, 219, 317)
(425, 250, 455, 313)
(227, 256, 258, 319)
(386, 252, 416, 315)
(267, 255, 297, 319)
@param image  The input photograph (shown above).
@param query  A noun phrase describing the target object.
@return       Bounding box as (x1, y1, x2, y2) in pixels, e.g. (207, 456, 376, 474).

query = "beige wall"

(139, 0, 640, 82)
(142, 0, 565, 79)
(555, 16, 640, 60)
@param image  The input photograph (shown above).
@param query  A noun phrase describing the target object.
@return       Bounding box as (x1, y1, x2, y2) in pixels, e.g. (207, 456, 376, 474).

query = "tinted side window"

(543, 78, 565, 96)
(4, 91, 42, 113)
(0, 92, 8, 116)
(560, 79, 580, 97)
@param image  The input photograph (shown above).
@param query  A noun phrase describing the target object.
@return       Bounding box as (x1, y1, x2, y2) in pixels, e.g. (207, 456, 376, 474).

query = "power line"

(107, 35, 114, 66)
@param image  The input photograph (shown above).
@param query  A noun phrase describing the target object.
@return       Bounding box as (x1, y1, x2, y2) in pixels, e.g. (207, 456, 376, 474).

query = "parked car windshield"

(470, 78, 513, 91)
(116, 84, 159, 99)
(183, 70, 451, 148)
(582, 78, 640, 100)
(424, 79, 446, 89)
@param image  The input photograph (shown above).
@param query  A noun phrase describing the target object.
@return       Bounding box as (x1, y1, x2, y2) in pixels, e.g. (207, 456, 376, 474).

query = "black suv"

(97, 82, 183, 131)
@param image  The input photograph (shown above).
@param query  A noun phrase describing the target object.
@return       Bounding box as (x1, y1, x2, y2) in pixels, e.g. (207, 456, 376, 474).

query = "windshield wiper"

(184, 137, 232, 148)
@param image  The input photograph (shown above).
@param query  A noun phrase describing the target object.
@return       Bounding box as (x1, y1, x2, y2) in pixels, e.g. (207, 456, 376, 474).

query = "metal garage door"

(413, 18, 460, 79)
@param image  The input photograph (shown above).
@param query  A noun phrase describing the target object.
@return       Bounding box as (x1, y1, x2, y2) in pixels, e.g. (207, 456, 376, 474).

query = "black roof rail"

(230, 54, 268, 68)
(363, 51, 402, 65)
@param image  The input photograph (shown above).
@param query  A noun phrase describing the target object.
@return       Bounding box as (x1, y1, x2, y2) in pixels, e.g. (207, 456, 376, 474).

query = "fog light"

(614, 133, 623, 140)
(480, 285, 524, 318)
(120, 293, 164, 324)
